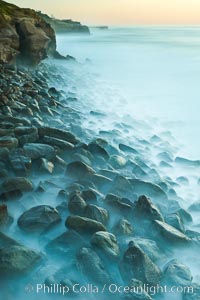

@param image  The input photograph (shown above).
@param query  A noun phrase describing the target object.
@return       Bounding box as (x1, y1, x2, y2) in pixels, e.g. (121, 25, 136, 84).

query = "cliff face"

(38, 12, 90, 35)
(0, 0, 56, 65)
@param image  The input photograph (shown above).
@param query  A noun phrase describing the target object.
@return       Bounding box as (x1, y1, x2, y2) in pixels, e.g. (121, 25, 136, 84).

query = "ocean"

(57, 26, 200, 159)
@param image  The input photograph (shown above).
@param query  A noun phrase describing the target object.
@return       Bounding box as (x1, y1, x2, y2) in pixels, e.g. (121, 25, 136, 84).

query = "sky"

(7, 0, 200, 25)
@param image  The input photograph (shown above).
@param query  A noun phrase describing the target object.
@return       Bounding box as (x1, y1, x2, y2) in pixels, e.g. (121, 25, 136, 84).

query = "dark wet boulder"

(23, 143, 56, 160)
(91, 231, 119, 258)
(66, 161, 95, 179)
(120, 244, 162, 285)
(65, 215, 106, 234)
(2, 177, 33, 193)
(84, 204, 109, 225)
(153, 220, 190, 243)
(0, 147, 9, 161)
(88, 142, 109, 159)
(18, 205, 61, 232)
(42, 136, 74, 150)
(71, 152, 92, 166)
(119, 143, 138, 155)
(130, 179, 168, 202)
(129, 238, 165, 262)
(0, 204, 13, 228)
(0, 232, 41, 276)
(81, 189, 98, 203)
(68, 193, 87, 215)
(38, 127, 78, 145)
(113, 218, 133, 236)
(105, 194, 132, 212)
(165, 213, 185, 232)
(9, 148, 32, 175)
(76, 247, 112, 285)
(46, 230, 86, 254)
(14, 126, 39, 145)
(163, 259, 192, 286)
(110, 175, 133, 197)
(134, 195, 164, 222)
(14, 126, 38, 136)
(0, 136, 18, 149)
(0, 245, 41, 276)
(91, 174, 112, 189)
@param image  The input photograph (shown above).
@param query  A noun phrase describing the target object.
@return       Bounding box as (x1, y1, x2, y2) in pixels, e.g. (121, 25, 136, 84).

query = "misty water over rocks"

(0, 27, 200, 300)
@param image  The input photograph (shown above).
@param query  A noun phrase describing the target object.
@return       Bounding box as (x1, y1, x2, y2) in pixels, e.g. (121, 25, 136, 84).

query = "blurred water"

(57, 26, 200, 159)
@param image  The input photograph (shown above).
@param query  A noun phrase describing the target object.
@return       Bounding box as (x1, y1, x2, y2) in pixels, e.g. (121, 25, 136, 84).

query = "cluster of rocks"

(0, 62, 199, 300)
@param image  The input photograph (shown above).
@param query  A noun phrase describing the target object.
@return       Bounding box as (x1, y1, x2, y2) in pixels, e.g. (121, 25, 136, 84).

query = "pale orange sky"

(8, 0, 200, 25)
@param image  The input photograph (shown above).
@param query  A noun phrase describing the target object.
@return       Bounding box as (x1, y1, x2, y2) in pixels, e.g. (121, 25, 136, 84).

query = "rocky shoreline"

(0, 1, 200, 300)
(0, 59, 200, 299)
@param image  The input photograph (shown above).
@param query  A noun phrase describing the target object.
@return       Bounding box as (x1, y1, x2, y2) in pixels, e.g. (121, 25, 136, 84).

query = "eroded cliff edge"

(0, 0, 56, 65)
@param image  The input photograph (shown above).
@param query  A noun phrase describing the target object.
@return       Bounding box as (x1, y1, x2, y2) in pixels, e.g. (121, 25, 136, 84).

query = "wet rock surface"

(18, 205, 61, 232)
(0, 49, 199, 299)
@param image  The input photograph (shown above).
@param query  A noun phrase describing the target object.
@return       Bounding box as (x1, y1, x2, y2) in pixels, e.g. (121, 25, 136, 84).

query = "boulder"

(47, 230, 85, 253)
(9, 148, 32, 174)
(123, 279, 153, 300)
(66, 161, 95, 179)
(0, 232, 41, 276)
(88, 142, 109, 159)
(81, 189, 98, 203)
(120, 244, 162, 286)
(91, 231, 119, 258)
(65, 216, 106, 234)
(119, 143, 138, 155)
(23, 143, 56, 160)
(68, 193, 87, 215)
(153, 220, 190, 243)
(113, 218, 133, 236)
(38, 127, 78, 144)
(105, 194, 132, 211)
(130, 179, 167, 202)
(163, 259, 192, 286)
(84, 204, 109, 225)
(76, 247, 112, 285)
(0, 245, 41, 276)
(134, 195, 164, 222)
(165, 213, 185, 232)
(109, 155, 127, 169)
(129, 238, 164, 262)
(43, 136, 74, 150)
(110, 175, 133, 197)
(2, 177, 33, 193)
(39, 158, 54, 174)
(18, 205, 61, 232)
(0, 204, 13, 228)
(0, 136, 18, 149)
